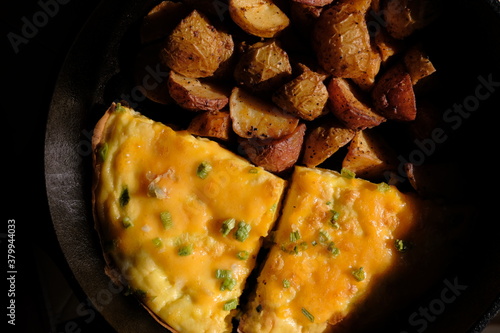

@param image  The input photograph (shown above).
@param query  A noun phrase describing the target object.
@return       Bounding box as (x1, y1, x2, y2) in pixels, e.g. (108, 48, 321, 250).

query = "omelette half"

(91, 103, 286, 333)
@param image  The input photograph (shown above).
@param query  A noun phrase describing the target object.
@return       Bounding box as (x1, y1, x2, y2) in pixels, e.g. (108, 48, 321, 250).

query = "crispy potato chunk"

(229, 0, 290, 38)
(302, 121, 356, 167)
(371, 63, 417, 121)
(342, 130, 397, 179)
(161, 10, 234, 78)
(383, 0, 440, 39)
(234, 40, 292, 92)
(167, 71, 230, 111)
(187, 110, 232, 141)
(230, 87, 299, 139)
(240, 123, 306, 173)
(328, 77, 386, 130)
(351, 45, 382, 91)
(313, 0, 372, 78)
(272, 65, 328, 121)
(403, 45, 436, 85)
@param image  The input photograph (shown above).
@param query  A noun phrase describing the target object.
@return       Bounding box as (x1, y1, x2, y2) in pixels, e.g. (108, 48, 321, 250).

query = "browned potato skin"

(239, 123, 306, 173)
(272, 66, 328, 121)
(371, 63, 417, 121)
(161, 10, 234, 78)
(403, 45, 436, 85)
(229, 0, 290, 38)
(167, 71, 230, 112)
(234, 40, 292, 92)
(342, 130, 397, 180)
(312, 0, 372, 78)
(302, 121, 356, 167)
(328, 77, 386, 130)
(187, 111, 232, 141)
(229, 87, 299, 139)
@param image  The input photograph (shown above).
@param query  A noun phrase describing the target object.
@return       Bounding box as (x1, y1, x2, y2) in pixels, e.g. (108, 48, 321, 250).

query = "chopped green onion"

(395, 239, 410, 252)
(178, 244, 193, 256)
(290, 230, 301, 242)
(119, 187, 130, 207)
(220, 277, 237, 291)
(152, 237, 163, 248)
(377, 182, 391, 192)
(215, 269, 231, 279)
(237, 251, 250, 260)
(283, 279, 291, 288)
(327, 242, 340, 257)
(330, 210, 340, 228)
(197, 161, 212, 179)
(248, 167, 259, 174)
(301, 307, 315, 322)
(235, 222, 251, 242)
(352, 267, 366, 282)
(220, 218, 236, 236)
(98, 142, 108, 162)
(223, 299, 238, 311)
(114, 103, 126, 112)
(160, 211, 173, 229)
(341, 168, 356, 179)
(122, 217, 133, 229)
(318, 230, 331, 245)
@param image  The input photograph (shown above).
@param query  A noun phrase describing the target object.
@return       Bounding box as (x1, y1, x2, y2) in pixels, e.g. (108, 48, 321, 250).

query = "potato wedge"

(302, 121, 356, 167)
(140, 1, 189, 44)
(272, 65, 328, 121)
(161, 10, 234, 78)
(167, 71, 230, 112)
(230, 87, 299, 139)
(229, 0, 290, 38)
(233, 40, 292, 92)
(328, 77, 386, 130)
(342, 130, 397, 179)
(313, 0, 372, 78)
(187, 110, 232, 141)
(371, 63, 417, 121)
(403, 45, 436, 85)
(239, 123, 306, 173)
(383, 0, 440, 40)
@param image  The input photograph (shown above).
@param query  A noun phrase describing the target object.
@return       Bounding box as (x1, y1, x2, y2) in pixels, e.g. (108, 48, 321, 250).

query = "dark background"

(3, 0, 500, 333)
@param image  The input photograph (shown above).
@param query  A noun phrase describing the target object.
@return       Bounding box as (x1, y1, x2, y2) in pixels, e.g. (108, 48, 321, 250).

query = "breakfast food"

(90, 0, 462, 331)
(92, 103, 286, 332)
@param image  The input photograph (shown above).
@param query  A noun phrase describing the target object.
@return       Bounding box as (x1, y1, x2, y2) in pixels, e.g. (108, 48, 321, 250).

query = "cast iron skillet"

(45, 0, 500, 332)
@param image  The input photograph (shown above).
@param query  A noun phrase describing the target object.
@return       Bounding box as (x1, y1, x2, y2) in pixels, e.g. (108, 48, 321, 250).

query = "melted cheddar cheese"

(238, 166, 425, 333)
(92, 104, 286, 333)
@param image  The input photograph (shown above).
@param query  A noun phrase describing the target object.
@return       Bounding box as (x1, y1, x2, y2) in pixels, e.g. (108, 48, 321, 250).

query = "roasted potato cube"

(229, 0, 290, 38)
(328, 77, 386, 130)
(229, 87, 299, 139)
(373, 29, 402, 64)
(140, 1, 189, 44)
(342, 130, 397, 179)
(371, 63, 417, 121)
(161, 10, 234, 78)
(167, 71, 230, 112)
(239, 123, 306, 173)
(187, 110, 232, 141)
(351, 45, 382, 91)
(313, 0, 372, 78)
(233, 40, 292, 92)
(272, 65, 328, 121)
(302, 121, 356, 167)
(403, 45, 436, 85)
(292, 0, 334, 6)
(383, 0, 440, 40)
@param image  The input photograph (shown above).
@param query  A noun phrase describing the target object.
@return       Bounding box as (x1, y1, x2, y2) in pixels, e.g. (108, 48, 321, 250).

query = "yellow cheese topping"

(238, 166, 424, 333)
(93, 105, 286, 333)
